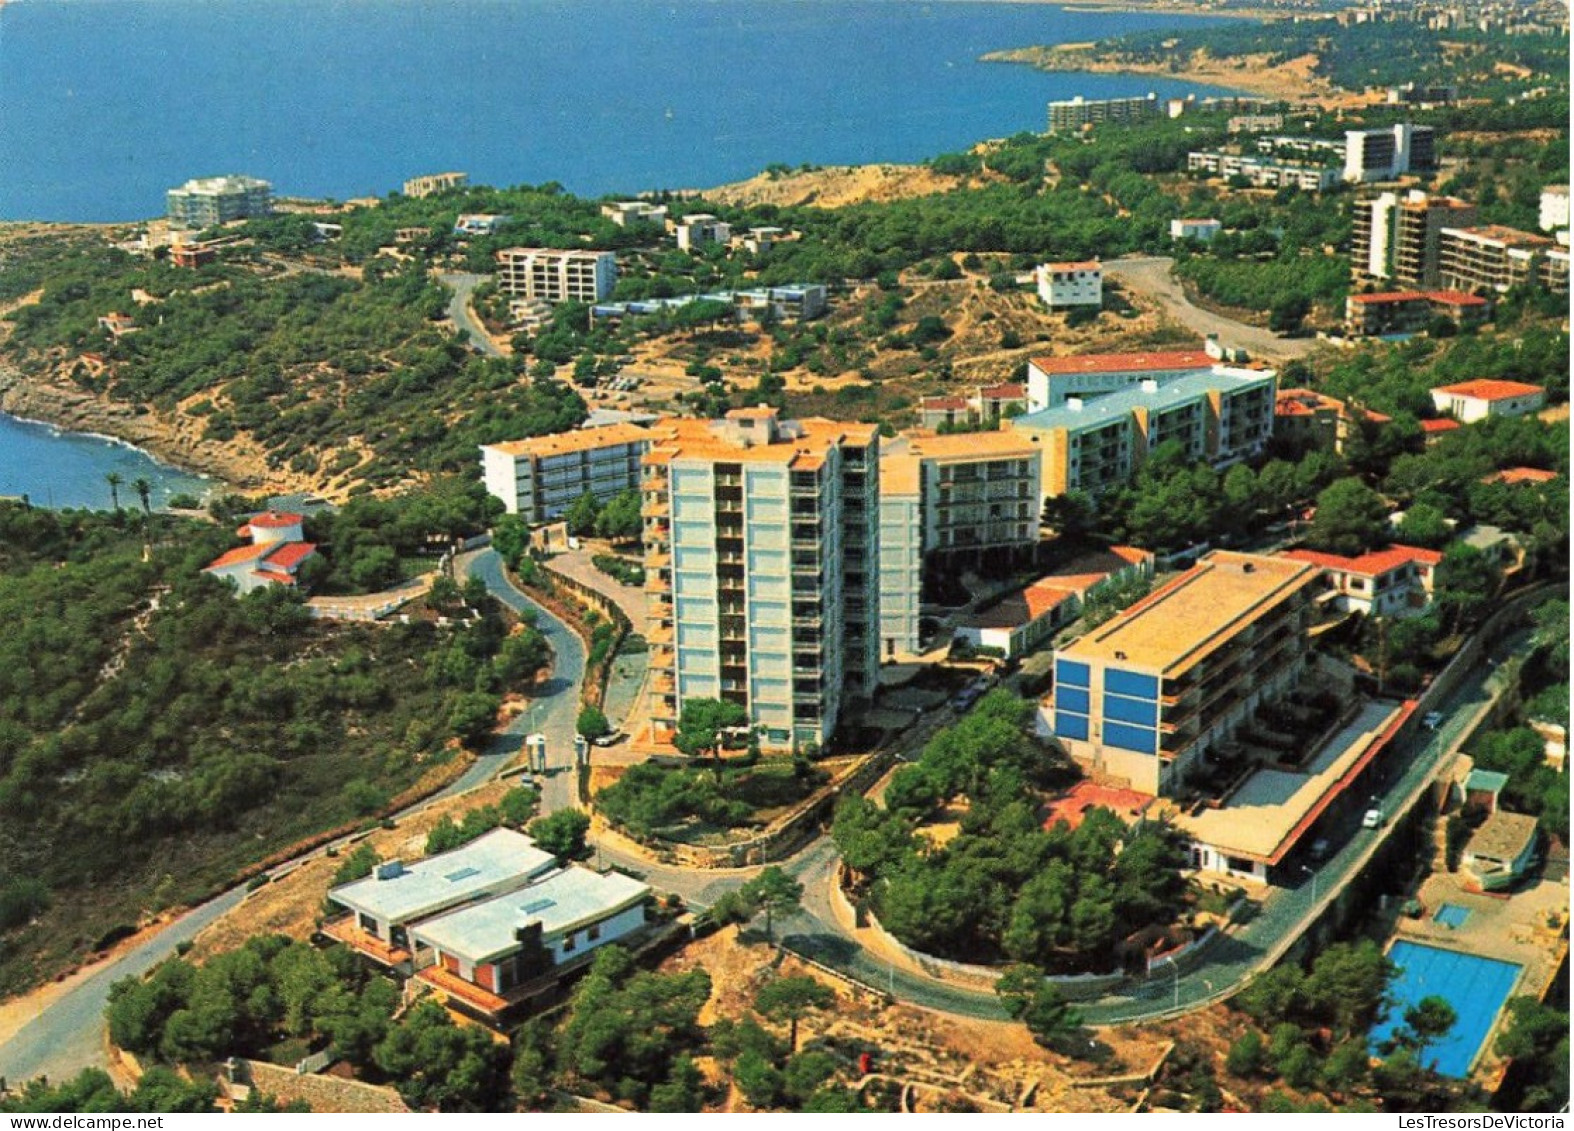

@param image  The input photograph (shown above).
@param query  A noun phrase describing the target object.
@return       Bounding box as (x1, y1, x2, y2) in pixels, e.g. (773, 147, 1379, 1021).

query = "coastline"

(980, 43, 1345, 105)
(0, 361, 255, 499)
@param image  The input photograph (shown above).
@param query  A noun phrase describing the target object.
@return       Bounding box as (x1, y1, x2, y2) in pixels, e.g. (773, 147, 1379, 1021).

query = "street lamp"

(1301, 864, 1318, 902)
(1160, 955, 1180, 1011)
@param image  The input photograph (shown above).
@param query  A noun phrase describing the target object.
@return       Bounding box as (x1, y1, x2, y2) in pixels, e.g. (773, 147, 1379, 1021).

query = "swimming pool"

(1369, 940, 1523, 1078)
(1434, 903, 1472, 929)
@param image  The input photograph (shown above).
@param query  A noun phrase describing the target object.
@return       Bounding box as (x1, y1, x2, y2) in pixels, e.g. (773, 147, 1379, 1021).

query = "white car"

(1362, 808, 1385, 829)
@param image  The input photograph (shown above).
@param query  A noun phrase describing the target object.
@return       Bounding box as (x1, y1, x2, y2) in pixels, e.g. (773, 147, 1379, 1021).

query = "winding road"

(441, 274, 505, 358)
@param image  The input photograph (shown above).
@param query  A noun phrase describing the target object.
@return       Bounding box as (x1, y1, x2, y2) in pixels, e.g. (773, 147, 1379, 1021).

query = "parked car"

(1362, 807, 1385, 829)
(592, 730, 624, 747)
(1310, 838, 1331, 861)
(1422, 710, 1444, 731)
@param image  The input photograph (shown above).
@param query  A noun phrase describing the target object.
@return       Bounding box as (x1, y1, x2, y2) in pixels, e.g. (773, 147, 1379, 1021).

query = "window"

(562, 932, 577, 953)
(588, 923, 602, 941)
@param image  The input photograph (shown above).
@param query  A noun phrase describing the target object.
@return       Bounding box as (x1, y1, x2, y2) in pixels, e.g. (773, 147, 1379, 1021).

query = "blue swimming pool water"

(1434, 904, 1472, 929)
(1370, 940, 1523, 1078)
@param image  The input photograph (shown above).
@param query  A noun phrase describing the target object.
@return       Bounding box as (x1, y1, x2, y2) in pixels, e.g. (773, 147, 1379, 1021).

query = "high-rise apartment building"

(1047, 94, 1161, 133)
(479, 423, 654, 521)
(1052, 551, 1321, 797)
(641, 409, 880, 750)
(166, 175, 273, 228)
(1343, 123, 1436, 182)
(878, 431, 1042, 657)
(495, 248, 617, 304)
(1438, 225, 1567, 294)
(1351, 190, 1477, 287)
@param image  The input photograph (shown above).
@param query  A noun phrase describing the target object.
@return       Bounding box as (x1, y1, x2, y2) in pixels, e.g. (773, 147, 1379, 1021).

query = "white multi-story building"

(495, 247, 617, 304)
(878, 431, 1042, 657)
(1036, 261, 1102, 309)
(1026, 349, 1216, 413)
(403, 172, 468, 198)
(601, 201, 669, 228)
(1170, 218, 1222, 243)
(674, 214, 731, 251)
(1539, 185, 1569, 233)
(166, 175, 272, 228)
(480, 423, 654, 521)
(1343, 123, 1437, 182)
(1010, 367, 1277, 500)
(641, 408, 880, 750)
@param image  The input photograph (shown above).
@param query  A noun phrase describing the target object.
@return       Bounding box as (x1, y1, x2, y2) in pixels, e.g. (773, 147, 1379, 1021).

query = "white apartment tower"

(495, 248, 617, 304)
(642, 409, 880, 750)
(480, 423, 654, 521)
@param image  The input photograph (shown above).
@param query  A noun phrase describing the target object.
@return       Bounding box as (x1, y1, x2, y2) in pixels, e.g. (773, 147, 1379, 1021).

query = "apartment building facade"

(675, 214, 731, 251)
(1035, 261, 1103, 309)
(166, 175, 273, 228)
(1051, 552, 1321, 796)
(402, 172, 468, 197)
(1352, 191, 1480, 288)
(1010, 367, 1276, 499)
(1343, 123, 1437, 182)
(642, 409, 880, 750)
(1186, 152, 1341, 192)
(601, 201, 669, 228)
(1025, 349, 1216, 413)
(480, 423, 653, 521)
(495, 247, 618, 303)
(1047, 93, 1161, 132)
(1438, 225, 1565, 294)
(878, 432, 1042, 657)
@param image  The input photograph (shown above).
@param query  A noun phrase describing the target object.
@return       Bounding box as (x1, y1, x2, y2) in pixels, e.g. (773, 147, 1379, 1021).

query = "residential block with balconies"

(495, 247, 617, 304)
(1051, 551, 1321, 797)
(641, 408, 880, 751)
(877, 431, 1042, 657)
(1009, 367, 1277, 501)
(480, 422, 654, 521)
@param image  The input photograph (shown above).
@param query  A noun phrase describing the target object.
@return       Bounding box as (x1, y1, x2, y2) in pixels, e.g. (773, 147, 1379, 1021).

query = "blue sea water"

(0, 0, 1245, 222)
(0, 412, 212, 511)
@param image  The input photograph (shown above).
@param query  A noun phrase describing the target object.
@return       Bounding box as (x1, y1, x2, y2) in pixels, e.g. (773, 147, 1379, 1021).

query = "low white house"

(675, 213, 731, 251)
(1430, 379, 1547, 424)
(202, 511, 317, 596)
(411, 867, 650, 1004)
(1170, 218, 1222, 243)
(1036, 260, 1102, 309)
(325, 829, 556, 961)
(1282, 544, 1442, 618)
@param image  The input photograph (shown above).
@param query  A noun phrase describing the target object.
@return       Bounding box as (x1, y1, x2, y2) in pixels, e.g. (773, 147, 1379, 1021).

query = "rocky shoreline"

(0, 360, 272, 498)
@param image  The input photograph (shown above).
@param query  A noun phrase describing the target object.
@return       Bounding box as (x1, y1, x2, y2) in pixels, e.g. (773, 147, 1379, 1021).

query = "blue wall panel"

(1105, 668, 1158, 700)
(1055, 711, 1089, 741)
(1057, 686, 1090, 714)
(1103, 693, 1158, 727)
(1056, 659, 1090, 688)
(1104, 721, 1156, 754)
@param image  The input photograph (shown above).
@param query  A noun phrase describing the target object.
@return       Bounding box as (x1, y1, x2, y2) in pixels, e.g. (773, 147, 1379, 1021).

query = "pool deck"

(1389, 863, 1569, 1086)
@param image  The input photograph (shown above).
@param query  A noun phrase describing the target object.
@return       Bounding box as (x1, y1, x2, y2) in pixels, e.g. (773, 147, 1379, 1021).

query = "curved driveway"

(441, 274, 504, 358)
(0, 552, 583, 1086)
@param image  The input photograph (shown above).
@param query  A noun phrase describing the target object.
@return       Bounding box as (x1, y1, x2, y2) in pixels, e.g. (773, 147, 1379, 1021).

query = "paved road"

(1103, 257, 1319, 363)
(0, 555, 584, 1086)
(440, 273, 504, 358)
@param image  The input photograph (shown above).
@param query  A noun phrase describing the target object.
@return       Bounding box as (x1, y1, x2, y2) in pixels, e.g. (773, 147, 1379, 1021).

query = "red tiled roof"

(1349, 291, 1429, 304)
(978, 382, 1026, 400)
(1043, 781, 1153, 831)
(1043, 260, 1101, 272)
(1283, 544, 1442, 577)
(1488, 467, 1558, 485)
(205, 543, 272, 571)
(1432, 379, 1545, 402)
(247, 511, 305, 528)
(1275, 388, 1338, 416)
(264, 541, 317, 570)
(1420, 418, 1462, 433)
(920, 396, 970, 411)
(251, 569, 299, 586)
(1024, 583, 1076, 621)
(1426, 290, 1488, 307)
(1028, 350, 1214, 377)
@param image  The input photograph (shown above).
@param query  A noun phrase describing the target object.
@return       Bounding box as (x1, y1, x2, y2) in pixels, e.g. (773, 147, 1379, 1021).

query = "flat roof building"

(496, 247, 617, 304)
(480, 422, 655, 522)
(1048, 93, 1161, 133)
(166, 175, 272, 228)
(1439, 225, 1563, 295)
(1052, 551, 1321, 797)
(601, 201, 669, 228)
(325, 829, 557, 963)
(1036, 261, 1102, 309)
(1009, 366, 1277, 500)
(878, 430, 1042, 657)
(1025, 349, 1216, 413)
(642, 408, 880, 749)
(410, 866, 650, 1010)
(403, 172, 468, 198)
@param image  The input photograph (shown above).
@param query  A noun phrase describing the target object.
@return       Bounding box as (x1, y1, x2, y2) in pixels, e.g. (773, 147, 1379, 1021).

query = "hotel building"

(878, 431, 1042, 657)
(166, 175, 273, 228)
(641, 408, 880, 749)
(1009, 367, 1277, 500)
(1352, 191, 1479, 288)
(1047, 94, 1161, 133)
(1438, 225, 1567, 295)
(480, 423, 654, 521)
(1343, 123, 1437, 183)
(1025, 349, 1217, 412)
(495, 248, 617, 304)
(1052, 551, 1321, 797)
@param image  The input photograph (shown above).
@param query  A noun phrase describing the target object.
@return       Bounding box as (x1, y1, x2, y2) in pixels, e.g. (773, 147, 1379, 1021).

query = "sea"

(0, 0, 1244, 505)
